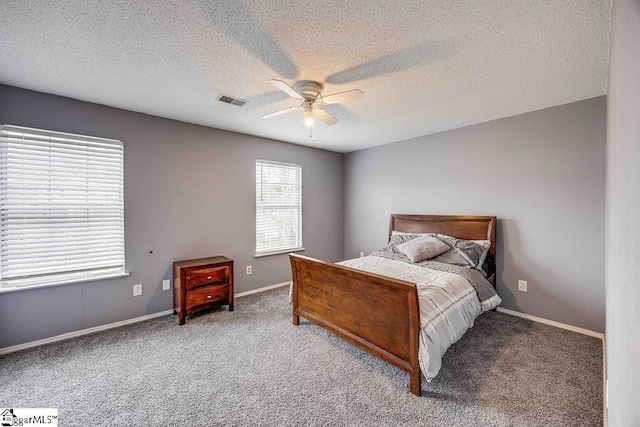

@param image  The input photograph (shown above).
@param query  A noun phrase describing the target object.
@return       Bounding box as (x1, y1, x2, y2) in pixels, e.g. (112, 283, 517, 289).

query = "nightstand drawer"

(186, 284, 229, 310)
(185, 266, 229, 289)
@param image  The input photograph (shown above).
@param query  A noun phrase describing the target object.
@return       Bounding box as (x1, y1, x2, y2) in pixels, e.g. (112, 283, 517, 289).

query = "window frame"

(0, 125, 127, 293)
(255, 159, 304, 257)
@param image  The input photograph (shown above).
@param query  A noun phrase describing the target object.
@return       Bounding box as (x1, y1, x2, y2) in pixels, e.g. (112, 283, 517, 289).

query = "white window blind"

(256, 160, 302, 254)
(0, 125, 125, 290)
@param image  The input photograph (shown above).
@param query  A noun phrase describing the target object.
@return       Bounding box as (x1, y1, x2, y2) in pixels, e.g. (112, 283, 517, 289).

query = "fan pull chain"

(309, 125, 314, 142)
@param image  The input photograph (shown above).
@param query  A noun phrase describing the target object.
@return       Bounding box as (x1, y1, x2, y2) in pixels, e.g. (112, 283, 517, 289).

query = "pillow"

(384, 233, 427, 251)
(431, 234, 491, 270)
(391, 230, 432, 236)
(467, 239, 492, 269)
(396, 235, 451, 263)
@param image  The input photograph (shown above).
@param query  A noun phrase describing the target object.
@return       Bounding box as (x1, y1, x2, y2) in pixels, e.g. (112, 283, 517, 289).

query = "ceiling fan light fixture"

(304, 109, 314, 127)
(304, 116, 314, 127)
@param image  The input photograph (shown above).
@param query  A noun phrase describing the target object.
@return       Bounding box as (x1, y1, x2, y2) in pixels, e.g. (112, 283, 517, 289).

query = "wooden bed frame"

(289, 214, 497, 396)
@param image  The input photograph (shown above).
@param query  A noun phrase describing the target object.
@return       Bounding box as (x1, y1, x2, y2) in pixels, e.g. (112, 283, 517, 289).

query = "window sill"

(254, 247, 306, 258)
(0, 272, 130, 294)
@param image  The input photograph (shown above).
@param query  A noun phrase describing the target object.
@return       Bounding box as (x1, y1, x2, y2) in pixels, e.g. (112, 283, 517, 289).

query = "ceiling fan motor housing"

(293, 80, 324, 101)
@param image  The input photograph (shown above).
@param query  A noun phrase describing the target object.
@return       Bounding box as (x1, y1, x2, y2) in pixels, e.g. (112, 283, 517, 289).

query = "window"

(0, 125, 125, 290)
(255, 160, 302, 255)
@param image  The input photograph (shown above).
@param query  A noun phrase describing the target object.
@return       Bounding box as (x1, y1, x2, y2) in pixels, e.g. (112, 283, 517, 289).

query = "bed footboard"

(289, 253, 422, 396)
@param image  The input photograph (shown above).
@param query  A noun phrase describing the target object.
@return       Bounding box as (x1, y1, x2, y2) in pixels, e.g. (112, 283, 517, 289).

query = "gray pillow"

(395, 235, 451, 263)
(431, 234, 491, 270)
(457, 239, 491, 269)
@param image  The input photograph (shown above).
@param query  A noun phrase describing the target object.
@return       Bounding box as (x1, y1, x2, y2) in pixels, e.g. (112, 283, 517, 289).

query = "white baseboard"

(0, 309, 174, 355)
(0, 281, 292, 355)
(20, 284, 605, 356)
(235, 281, 290, 298)
(496, 307, 604, 339)
(603, 338, 607, 426)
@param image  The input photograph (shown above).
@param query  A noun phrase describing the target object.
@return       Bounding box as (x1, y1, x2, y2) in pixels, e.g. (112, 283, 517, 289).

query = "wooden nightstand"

(173, 256, 234, 325)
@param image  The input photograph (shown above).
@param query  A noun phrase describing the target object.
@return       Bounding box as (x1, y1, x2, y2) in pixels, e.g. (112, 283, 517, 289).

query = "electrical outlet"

(162, 279, 171, 291)
(133, 284, 143, 296)
(518, 280, 528, 292)
(360, 252, 365, 258)
(246, 265, 252, 275)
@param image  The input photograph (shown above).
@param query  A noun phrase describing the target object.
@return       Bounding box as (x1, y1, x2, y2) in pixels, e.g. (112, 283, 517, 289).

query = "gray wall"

(0, 83, 609, 350)
(0, 84, 344, 348)
(606, 0, 640, 423)
(344, 97, 606, 333)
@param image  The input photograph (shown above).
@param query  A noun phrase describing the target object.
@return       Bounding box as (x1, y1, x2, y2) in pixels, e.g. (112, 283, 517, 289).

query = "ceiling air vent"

(217, 94, 248, 107)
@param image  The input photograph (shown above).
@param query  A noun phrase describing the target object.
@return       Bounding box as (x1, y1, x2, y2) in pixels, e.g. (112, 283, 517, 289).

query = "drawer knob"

(207, 295, 212, 299)
(207, 276, 212, 280)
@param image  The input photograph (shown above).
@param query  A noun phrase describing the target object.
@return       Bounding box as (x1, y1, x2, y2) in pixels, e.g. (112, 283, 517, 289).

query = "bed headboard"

(389, 214, 497, 279)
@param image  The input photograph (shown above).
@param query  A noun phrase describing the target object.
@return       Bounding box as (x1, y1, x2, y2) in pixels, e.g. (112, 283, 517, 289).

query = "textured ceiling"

(0, 0, 611, 153)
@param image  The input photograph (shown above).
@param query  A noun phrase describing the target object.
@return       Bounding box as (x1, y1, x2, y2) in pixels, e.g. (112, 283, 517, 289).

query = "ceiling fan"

(263, 79, 364, 126)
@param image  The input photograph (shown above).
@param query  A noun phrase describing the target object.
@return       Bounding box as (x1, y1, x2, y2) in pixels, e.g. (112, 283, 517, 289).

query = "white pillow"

(395, 235, 451, 263)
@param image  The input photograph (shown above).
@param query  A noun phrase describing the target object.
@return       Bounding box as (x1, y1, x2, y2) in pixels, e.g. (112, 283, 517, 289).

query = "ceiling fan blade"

(269, 79, 303, 99)
(315, 108, 338, 126)
(262, 106, 300, 118)
(320, 89, 364, 105)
